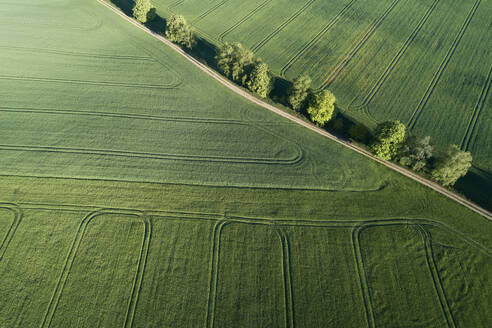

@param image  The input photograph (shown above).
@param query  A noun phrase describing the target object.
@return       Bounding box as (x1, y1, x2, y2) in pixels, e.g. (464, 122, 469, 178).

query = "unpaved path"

(97, 0, 492, 221)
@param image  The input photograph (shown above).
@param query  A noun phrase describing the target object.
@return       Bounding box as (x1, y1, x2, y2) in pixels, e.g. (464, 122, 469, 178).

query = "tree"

(306, 90, 336, 126)
(216, 42, 253, 84)
(288, 75, 311, 110)
(431, 145, 472, 186)
(166, 15, 194, 49)
(398, 136, 433, 172)
(349, 122, 369, 143)
(246, 60, 271, 98)
(370, 120, 406, 160)
(133, 0, 155, 23)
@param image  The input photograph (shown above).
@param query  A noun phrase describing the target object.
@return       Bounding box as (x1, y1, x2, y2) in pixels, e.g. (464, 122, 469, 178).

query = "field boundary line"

(39, 209, 148, 328)
(275, 227, 295, 328)
(251, 0, 316, 52)
(205, 220, 228, 328)
(353, 0, 441, 108)
(460, 66, 492, 150)
(0, 143, 303, 166)
(192, 0, 230, 24)
(407, 0, 482, 129)
(0, 203, 23, 261)
(0, 74, 181, 90)
(416, 225, 456, 328)
(320, 0, 402, 89)
(279, 0, 359, 78)
(217, 0, 274, 43)
(99, 0, 492, 221)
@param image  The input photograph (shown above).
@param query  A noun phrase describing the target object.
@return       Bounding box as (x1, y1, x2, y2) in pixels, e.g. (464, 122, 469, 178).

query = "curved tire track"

(40, 209, 150, 328)
(0, 203, 23, 261)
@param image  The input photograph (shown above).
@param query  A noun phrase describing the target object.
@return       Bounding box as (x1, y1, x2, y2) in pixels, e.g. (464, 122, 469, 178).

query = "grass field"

(148, 0, 492, 200)
(0, 0, 491, 327)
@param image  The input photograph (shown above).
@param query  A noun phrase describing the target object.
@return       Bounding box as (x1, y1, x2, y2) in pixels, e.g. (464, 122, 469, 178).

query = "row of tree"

(131, 2, 472, 187)
(371, 121, 472, 186)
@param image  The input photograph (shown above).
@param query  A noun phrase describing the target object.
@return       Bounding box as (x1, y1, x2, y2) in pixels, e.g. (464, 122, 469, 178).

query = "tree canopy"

(165, 15, 195, 49)
(431, 145, 472, 186)
(246, 60, 271, 98)
(288, 75, 311, 111)
(216, 42, 254, 84)
(132, 0, 155, 23)
(371, 120, 406, 160)
(398, 136, 433, 172)
(306, 90, 336, 126)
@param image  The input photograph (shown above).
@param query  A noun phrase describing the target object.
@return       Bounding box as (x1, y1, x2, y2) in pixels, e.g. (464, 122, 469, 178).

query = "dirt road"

(97, 0, 492, 221)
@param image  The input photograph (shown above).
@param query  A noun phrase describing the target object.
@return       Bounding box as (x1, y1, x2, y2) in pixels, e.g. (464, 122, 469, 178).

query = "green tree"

(216, 42, 254, 84)
(398, 136, 433, 172)
(371, 120, 406, 160)
(246, 60, 271, 98)
(166, 15, 195, 49)
(348, 122, 369, 143)
(288, 75, 311, 110)
(306, 90, 336, 126)
(133, 0, 155, 23)
(431, 145, 472, 186)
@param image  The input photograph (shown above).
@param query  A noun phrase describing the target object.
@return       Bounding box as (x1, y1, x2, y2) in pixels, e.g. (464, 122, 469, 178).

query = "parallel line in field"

(205, 220, 228, 328)
(39, 210, 148, 328)
(321, 0, 402, 89)
(251, 0, 317, 52)
(276, 228, 295, 328)
(218, 0, 274, 43)
(0, 75, 182, 90)
(123, 215, 152, 328)
(354, 0, 441, 108)
(0, 203, 23, 261)
(169, 0, 184, 10)
(352, 224, 376, 328)
(0, 144, 303, 165)
(460, 66, 492, 151)
(407, 0, 482, 129)
(416, 225, 456, 328)
(0, 45, 153, 61)
(192, 0, 230, 24)
(280, 0, 359, 78)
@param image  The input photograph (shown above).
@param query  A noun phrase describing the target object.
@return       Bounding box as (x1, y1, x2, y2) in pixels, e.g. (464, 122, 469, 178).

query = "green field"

(0, 0, 491, 327)
(149, 0, 492, 198)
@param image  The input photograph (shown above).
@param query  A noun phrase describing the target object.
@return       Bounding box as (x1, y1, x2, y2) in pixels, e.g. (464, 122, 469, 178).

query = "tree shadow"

(454, 167, 492, 212)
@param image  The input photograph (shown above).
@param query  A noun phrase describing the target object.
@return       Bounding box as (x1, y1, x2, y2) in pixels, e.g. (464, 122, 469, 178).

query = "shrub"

(288, 75, 311, 111)
(246, 60, 271, 98)
(431, 145, 472, 186)
(166, 15, 195, 49)
(306, 90, 336, 126)
(398, 136, 433, 172)
(370, 120, 406, 160)
(216, 42, 254, 84)
(133, 0, 155, 23)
